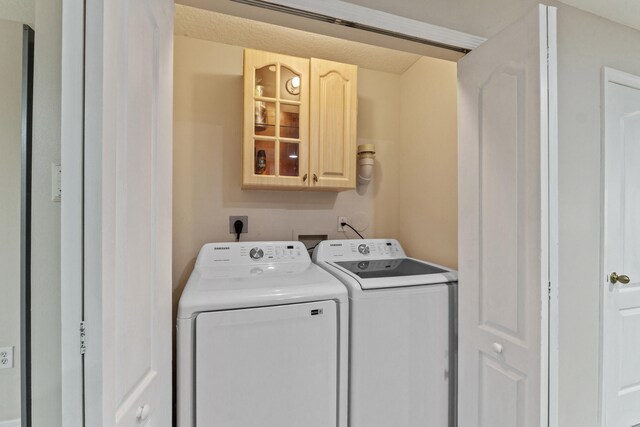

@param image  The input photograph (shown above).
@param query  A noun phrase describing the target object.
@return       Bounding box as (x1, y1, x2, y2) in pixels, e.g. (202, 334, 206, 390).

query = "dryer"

(313, 239, 458, 427)
(177, 241, 348, 427)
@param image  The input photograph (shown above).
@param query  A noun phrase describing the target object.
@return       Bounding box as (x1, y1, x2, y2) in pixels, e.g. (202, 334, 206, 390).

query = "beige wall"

(0, 0, 34, 28)
(30, 0, 62, 426)
(361, 68, 401, 238)
(555, 5, 640, 426)
(173, 35, 401, 308)
(397, 56, 458, 268)
(0, 19, 25, 424)
(0, 1, 62, 425)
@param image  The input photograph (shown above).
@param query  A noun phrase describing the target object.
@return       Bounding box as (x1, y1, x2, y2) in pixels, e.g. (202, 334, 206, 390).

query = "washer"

(177, 241, 348, 427)
(313, 239, 458, 427)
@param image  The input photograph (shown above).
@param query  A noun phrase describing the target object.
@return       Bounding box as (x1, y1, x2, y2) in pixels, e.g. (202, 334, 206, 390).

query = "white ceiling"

(174, 4, 424, 75)
(559, 0, 640, 32)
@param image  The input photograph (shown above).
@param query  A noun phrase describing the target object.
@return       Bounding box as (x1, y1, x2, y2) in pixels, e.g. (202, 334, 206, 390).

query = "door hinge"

(80, 321, 86, 355)
(548, 281, 552, 301)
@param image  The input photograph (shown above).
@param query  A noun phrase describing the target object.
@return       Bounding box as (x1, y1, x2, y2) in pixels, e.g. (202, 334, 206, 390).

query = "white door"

(602, 68, 640, 427)
(458, 4, 555, 426)
(83, 0, 174, 426)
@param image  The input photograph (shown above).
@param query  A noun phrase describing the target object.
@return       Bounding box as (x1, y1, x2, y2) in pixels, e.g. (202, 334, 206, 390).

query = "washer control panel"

(201, 241, 308, 266)
(314, 239, 405, 261)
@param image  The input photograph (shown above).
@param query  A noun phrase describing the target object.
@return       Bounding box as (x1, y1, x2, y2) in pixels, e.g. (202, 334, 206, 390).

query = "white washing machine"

(177, 241, 348, 427)
(313, 239, 458, 427)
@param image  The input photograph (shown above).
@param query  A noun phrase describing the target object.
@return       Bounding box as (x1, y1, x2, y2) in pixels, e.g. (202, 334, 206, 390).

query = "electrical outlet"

(229, 216, 248, 234)
(337, 216, 349, 232)
(0, 347, 14, 369)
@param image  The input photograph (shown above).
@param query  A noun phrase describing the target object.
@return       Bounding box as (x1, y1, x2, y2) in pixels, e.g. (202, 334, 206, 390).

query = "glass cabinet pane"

(254, 140, 275, 176)
(255, 101, 276, 136)
(280, 142, 299, 177)
(280, 104, 299, 139)
(255, 64, 276, 98)
(281, 66, 301, 101)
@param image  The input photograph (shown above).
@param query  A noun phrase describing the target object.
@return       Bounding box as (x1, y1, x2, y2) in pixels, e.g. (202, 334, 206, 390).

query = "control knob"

(249, 247, 264, 260)
(358, 244, 370, 255)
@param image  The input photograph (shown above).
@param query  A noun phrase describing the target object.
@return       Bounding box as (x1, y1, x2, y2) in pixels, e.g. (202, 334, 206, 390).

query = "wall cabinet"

(242, 49, 357, 191)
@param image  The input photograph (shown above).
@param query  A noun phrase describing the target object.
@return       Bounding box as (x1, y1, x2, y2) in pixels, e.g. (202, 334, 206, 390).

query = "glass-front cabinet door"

(242, 49, 309, 189)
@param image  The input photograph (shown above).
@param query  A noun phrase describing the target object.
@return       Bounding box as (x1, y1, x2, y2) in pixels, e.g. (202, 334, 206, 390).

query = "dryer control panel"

(198, 241, 308, 266)
(314, 239, 405, 261)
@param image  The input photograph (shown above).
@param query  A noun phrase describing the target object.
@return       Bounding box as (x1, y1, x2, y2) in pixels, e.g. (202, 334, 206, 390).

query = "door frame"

(59, 1, 558, 426)
(599, 66, 640, 426)
(60, 0, 85, 426)
(547, 9, 560, 427)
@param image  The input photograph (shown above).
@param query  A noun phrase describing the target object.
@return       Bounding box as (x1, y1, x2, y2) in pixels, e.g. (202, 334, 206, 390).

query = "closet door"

(83, 0, 174, 425)
(457, 4, 556, 426)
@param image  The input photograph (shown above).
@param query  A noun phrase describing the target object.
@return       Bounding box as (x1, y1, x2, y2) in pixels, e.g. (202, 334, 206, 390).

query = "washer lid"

(313, 239, 457, 290)
(178, 242, 347, 319)
(328, 258, 457, 290)
(335, 258, 448, 279)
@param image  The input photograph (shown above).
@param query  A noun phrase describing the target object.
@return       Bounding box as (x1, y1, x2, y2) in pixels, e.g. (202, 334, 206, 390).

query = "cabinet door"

(242, 49, 309, 189)
(309, 58, 357, 191)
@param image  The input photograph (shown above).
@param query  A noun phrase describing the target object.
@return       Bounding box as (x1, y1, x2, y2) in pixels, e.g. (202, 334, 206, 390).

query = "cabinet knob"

(313, 174, 318, 183)
(136, 404, 151, 422)
(302, 173, 307, 182)
(492, 342, 503, 354)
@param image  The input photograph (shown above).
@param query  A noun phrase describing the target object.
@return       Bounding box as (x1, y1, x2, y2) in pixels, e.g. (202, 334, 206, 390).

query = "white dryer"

(313, 239, 458, 427)
(177, 241, 348, 427)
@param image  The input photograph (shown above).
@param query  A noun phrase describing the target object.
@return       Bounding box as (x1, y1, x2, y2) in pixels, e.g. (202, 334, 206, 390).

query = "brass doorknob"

(610, 272, 631, 284)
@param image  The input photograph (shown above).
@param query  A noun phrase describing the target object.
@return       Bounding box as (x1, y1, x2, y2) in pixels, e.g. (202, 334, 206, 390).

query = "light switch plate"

(0, 346, 14, 369)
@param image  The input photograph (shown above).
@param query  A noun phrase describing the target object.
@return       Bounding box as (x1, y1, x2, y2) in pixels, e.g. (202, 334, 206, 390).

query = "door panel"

(458, 5, 553, 426)
(603, 70, 640, 427)
(309, 58, 357, 190)
(479, 355, 525, 427)
(479, 67, 525, 342)
(195, 301, 338, 427)
(84, 0, 173, 425)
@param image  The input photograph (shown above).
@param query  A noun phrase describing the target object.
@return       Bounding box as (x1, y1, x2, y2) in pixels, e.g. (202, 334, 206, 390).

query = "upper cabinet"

(242, 49, 357, 191)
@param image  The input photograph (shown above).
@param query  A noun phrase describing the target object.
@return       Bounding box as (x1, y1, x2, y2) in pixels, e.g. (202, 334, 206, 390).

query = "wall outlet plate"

(337, 216, 349, 232)
(0, 346, 14, 369)
(229, 216, 248, 234)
